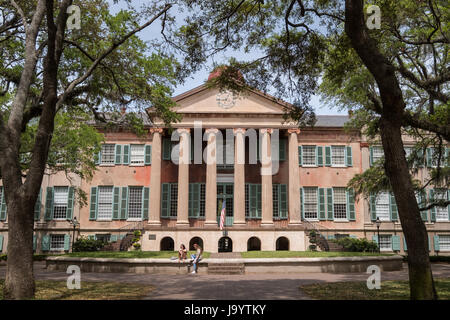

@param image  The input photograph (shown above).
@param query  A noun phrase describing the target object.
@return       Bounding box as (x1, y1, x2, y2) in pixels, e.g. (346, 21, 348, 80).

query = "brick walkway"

(1, 262, 450, 300)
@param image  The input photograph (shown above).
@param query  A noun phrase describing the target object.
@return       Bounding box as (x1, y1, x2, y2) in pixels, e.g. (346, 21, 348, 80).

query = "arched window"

(247, 237, 261, 251)
(218, 237, 233, 252)
(276, 237, 289, 251)
(189, 237, 204, 251)
(160, 237, 174, 251)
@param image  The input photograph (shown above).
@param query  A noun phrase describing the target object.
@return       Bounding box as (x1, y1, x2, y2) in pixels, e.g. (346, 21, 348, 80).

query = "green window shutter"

(434, 235, 440, 251)
(113, 187, 120, 220)
(278, 139, 286, 161)
(122, 145, 130, 165)
(429, 189, 435, 222)
(89, 187, 98, 220)
(145, 145, 152, 165)
(403, 236, 407, 251)
(389, 192, 398, 221)
(326, 188, 333, 220)
(318, 188, 326, 220)
(256, 184, 262, 218)
(0, 235, 3, 252)
(448, 190, 450, 221)
(370, 193, 377, 221)
(429, 236, 432, 251)
(298, 146, 302, 166)
(272, 184, 279, 219)
(142, 187, 150, 220)
(115, 144, 122, 165)
(300, 188, 304, 220)
(120, 187, 128, 219)
(41, 235, 50, 251)
(0, 187, 6, 221)
(347, 189, 355, 221)
(94, 151, 101, 165)
(249, 184, 256, 218)
(33, 235, 37, 251)
(44, 187, 54, 221)
(188, 183, 193, 217)
(426, 148, 433, 167)
(193, 184, 200, 218)
(325, 146, 332, 166)
(317, 146, 323, 166)
(392, 235, 400, 251)
(34, 188, 42, 221)
(346, 146, 353, 167)
(279, 184, 287, 219)
(369, 146, 374, 167)
(372, 235, 378, 245)
(161, 183, 170, 217)
(64, 234, 70, 251)
(162, 138, 171, 160)
(66, 186, 74, 220)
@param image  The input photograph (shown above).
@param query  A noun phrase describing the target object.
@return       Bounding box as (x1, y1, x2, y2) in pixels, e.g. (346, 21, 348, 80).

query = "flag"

(219, 199, 226, 230)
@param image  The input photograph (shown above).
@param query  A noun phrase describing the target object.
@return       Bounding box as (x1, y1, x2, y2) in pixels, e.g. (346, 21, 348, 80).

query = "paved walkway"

(1, 262, 450, 299)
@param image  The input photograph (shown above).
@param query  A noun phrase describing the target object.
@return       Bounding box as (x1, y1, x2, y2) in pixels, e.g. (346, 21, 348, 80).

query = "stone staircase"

(207, 252, 245, 275)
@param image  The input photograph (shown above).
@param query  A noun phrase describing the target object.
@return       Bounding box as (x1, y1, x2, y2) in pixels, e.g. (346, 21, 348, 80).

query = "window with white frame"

(170, 184, 178, 217)
(97, 186, 113, 220)
(375, 192, 390, 221)
(101, 144, 115, 164)
(435, 189, 449, 221)
(331, 146, 345, 166)
(333, 188, 347, 220)
(53, 187, 68, 219)
(439, 235, 450, 251)
(303, 187, 318, 220)
(372, 146, 384, 163)
(379, 235, 392, 251)
(130, 144, 145, 165)
(404, 146, 413, 159)
(50, 234, 65, 251)
(302, 146, 316, 166)
(128, 187, 143, 219)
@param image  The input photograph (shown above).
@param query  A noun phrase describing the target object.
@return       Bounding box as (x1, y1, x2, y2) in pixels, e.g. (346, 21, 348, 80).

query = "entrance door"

(217, 183, 234, 226)
(218, 236, 233, 252)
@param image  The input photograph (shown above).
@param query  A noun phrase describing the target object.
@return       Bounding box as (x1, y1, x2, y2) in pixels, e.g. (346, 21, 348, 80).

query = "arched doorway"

(247, 237, 261, 251)
(276, 237, 289, 251)
(189, 237, 204, 251)
(160, 237, 174, 251)
(218, 237, 233, 252)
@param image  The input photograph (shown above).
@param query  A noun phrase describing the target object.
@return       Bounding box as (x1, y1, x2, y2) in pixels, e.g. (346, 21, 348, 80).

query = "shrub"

(72, 236, 105, 252)
(336, 237, 379, 252)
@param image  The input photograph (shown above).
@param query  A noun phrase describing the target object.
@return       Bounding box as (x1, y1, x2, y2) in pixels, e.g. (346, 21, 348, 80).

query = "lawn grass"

(300, 278, 450, 300)
(0, 279, 153, 300)
(240, 251, 393, 258)
(63, 251, 211, 259)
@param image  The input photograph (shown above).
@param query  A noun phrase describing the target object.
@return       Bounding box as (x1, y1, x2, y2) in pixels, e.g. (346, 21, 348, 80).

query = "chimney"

(120, 107, 126, 115)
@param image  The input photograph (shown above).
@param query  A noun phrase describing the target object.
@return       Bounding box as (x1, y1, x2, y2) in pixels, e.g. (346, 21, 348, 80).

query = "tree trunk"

(379, 117, 437, 299)
(3, 197, 36, 299)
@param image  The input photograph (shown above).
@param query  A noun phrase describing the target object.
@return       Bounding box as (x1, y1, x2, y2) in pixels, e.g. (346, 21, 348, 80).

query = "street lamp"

(69, 216, 80, 253)
(375, 217, 381, 253)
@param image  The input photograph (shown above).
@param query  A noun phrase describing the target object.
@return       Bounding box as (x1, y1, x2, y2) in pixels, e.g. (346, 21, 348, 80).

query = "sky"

(108, 1, 346, 116)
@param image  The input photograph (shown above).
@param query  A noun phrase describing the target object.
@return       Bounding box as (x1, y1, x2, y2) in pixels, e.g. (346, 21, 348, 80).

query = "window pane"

(373, 146, 384, 163)
(331, 146, 345, 166)
(128, 187, 143, 219)
(333, 188, 347, 220)
(376, 192, 390, 221)
(302, 146, 316, 166)
(304, 187, 318, 220)
(50, 235, 65, 251)
(379, 235, 392, 251)
(101, 144, 115, 164)
(439, 235, 450, 250)
(97, 186, 113, 220)
(435, 189, 449, 221)
(272, 185, 279, 217)
(130, 145, 145, 165)
(170, 184, 178, 217)
(200, 184, 206, 218)
(53, 186, 68, 219)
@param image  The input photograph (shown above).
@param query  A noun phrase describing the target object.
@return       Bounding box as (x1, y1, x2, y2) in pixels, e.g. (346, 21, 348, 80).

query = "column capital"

(259, 128, 273, 135)
(360, 142, 370, 148)
(205, 128, 219, 134)
(287, 128, 301, 135)
(149, 128, 163, 134)
(233, 128, 246, 135)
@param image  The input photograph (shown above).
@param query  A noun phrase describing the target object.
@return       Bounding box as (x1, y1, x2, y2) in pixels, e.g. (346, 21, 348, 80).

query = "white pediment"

(173, 86, 288, 115)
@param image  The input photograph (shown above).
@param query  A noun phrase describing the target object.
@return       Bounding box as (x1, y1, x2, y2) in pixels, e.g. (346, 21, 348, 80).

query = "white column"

(288, 129, 301, 225)
(148, 128, 163, 226)
(205, 128, 218, 226)
(234, 128, 246, 225)
(260, 128, 273, 226)
(176, 128, 190, 225)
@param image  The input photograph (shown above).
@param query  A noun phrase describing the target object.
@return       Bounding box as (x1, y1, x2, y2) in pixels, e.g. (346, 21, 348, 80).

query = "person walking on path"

(190, 243, 203, 274)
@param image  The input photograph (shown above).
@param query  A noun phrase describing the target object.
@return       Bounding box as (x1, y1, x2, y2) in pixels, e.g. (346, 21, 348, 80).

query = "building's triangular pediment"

(171, 85, 291, 116)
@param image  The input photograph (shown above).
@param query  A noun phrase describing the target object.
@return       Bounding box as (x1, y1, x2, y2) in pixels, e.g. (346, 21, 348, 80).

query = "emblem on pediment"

(216, 91, 236, 109)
